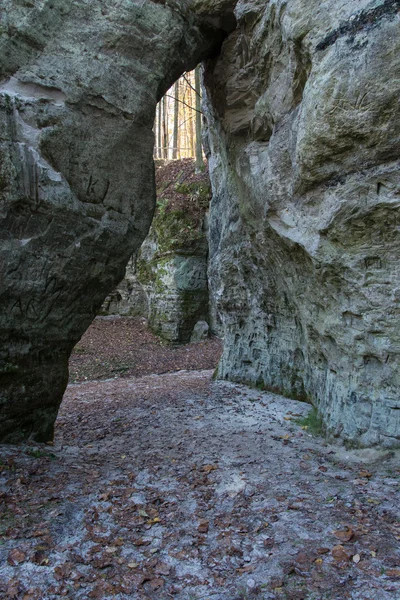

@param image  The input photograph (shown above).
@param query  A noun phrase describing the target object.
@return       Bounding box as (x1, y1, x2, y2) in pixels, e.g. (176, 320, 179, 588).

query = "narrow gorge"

(0, 0, 399, 447)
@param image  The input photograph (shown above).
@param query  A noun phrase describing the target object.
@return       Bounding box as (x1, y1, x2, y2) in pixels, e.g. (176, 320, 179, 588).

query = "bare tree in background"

(157, 101, 162, 158)
(172, 79, 180, 159)
(162, 95, 168, 159)
(154, 68, 203, 162)
(195, 66, 203, 171)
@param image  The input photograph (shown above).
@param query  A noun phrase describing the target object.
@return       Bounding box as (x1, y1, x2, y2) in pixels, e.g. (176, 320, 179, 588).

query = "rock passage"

(0, 0, 399, 445)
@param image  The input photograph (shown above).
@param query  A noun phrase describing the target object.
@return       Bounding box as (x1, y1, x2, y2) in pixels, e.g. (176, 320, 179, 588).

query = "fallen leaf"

(127, 562, 139, 569)
(331, 545, 350, 562)
(7, 548, 26, 566)
(386, 569, 400, 578)
(333, 526, 354, 542)
(237, 565, 255, 574)
(295, 552, 311, 564)
(99, 492, 111, 501)
(53, 563, 73, 581)
(198, 519, 209, 533)
(202, 464, 217, 473)
(6, 580, 20, 599)
(133, 538, 151, 546)
(154, 562, 171, 576)
(32, 528, 50, 538)
(149, 578, 164, 590)
(352, 554, 361, 564)
(359, 470, 372, 478)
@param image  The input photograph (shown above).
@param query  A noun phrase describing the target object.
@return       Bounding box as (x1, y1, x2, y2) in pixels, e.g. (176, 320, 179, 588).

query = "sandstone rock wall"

(101, 253, 149, 318)
(204, 0, 400, 446)
(101, 161, 212, 343)
(0, 0, 235, 442)
(142, 250, 209, 344)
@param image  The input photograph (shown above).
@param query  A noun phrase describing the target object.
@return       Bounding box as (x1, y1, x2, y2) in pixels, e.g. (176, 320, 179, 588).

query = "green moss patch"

(294, 407, 325, 436)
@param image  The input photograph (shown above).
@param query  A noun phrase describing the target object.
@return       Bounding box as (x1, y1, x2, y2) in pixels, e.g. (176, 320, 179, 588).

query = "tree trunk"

(162, 95, 168, 159)
(189, 79, 195, 158)
(173, 80, 179, 159)
(157, 101, 162, 158)
(195, 66, 203, 171)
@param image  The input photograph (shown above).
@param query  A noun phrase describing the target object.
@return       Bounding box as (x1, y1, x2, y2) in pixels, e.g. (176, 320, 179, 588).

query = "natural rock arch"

(1, 0, 399, 447)
(0, 0, 236, 442)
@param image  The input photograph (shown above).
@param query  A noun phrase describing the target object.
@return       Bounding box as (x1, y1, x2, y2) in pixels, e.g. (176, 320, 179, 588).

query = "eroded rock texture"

(101, 253, 148, 318)
(0, 0, 235, 441)
(205, 0, 400, 446)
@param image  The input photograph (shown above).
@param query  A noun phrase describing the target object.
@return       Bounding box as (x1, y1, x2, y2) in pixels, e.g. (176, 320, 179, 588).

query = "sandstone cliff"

(103, 159, 211, 343)
(204, 0, 400, 446)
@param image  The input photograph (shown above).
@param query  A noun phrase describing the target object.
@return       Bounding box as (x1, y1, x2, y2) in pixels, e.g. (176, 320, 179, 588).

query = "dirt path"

(69, 317, 222, 383)
(1, 370, 399, 599)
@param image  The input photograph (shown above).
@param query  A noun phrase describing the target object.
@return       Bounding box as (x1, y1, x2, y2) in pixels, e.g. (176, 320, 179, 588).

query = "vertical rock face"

(141, 250, 210, 344)
(101, 253, 149, 318)
(101, 160, 212, 343)
(0, 0, 235, 442)
(205, 0, 400, 446)
(136, 164, 211, 343)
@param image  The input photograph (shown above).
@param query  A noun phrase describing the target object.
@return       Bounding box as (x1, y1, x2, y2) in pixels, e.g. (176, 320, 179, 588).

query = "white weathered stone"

(205, 0, 400, 447)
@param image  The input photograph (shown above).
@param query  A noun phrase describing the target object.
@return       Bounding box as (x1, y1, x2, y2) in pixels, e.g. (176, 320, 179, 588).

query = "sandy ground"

(1, 368, 399, 600)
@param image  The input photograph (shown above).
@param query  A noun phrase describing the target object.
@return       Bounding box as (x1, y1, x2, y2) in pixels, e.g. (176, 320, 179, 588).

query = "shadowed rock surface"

(0, 0, 235, 442)
(204, 0, 400, 446)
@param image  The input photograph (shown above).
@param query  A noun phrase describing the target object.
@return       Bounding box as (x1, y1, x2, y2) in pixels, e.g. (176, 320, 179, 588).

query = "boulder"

(191, 320, 210, 343)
